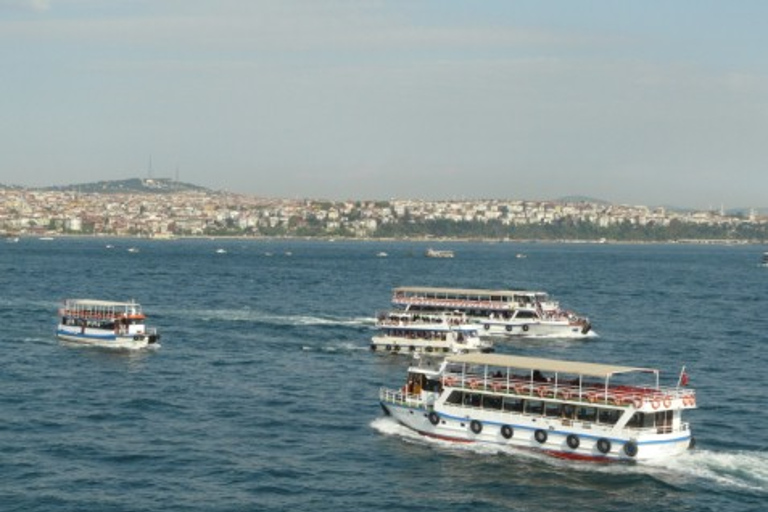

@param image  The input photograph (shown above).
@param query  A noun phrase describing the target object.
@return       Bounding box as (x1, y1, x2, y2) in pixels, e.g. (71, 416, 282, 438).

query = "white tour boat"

(379, 353, 696, 462)
(372, 311, 493, 355)
(57, 299, 161, 348)
(425, 248, 455, 258)
(391, 286, 592, 338)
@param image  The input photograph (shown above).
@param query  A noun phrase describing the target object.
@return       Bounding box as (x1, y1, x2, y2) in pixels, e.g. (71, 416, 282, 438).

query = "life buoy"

(505, 325, 513, 332)
(596, 438, 611, 454)
(385, 345, 392, 352)
(393, 345, 400, 352)
(133, 335, 141, 341)
(623, 441, 638, 457)
(632, 397, 643, 409)
(663, 396, 672, 408)
(534, 429, 548, 444)
(566, 434, 580, 449)
(651, 397, 661, 410)
(470, 420, 483, 434)
(522, 325, 530, 332)
(484, 324, 490, 330)
(501, 425, 513, 439)
(428, 411, 440, 426)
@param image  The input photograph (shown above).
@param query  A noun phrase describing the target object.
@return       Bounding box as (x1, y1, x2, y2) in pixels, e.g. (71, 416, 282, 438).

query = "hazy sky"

(2, 0, 767, 208)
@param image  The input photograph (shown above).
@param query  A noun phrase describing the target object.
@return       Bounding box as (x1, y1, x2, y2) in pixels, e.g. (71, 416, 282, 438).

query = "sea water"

(0, 238, 766, 511)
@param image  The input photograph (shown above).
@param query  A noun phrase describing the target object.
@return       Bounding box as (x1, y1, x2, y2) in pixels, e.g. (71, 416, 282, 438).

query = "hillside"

(39, 178, 210, 194)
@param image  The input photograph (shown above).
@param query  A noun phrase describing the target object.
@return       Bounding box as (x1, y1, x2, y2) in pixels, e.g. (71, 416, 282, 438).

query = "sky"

(1, 0, 767, 209)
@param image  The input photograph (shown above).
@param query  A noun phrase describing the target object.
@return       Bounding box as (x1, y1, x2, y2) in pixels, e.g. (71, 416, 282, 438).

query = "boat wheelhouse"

(391, 286, 592, 338)
(57, 299, 161, 348)
(379, 353, 696, 462)
(372, 311, 493, 355)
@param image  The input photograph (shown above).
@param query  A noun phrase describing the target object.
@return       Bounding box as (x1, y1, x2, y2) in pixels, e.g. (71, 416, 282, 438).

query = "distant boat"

(376, 251, 388, 258)
(215, 248, 227, 254)
(761, 252, 768, 267)
(515, 253, 527, 259)
(39, 237, 55, 241)
(5, 236, 19, 243)
(127, 247, 140, 253)
(425, 248, 454, 258)
(56, 298, 160, 349)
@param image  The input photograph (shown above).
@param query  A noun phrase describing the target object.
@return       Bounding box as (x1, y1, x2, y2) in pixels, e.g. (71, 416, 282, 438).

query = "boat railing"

(440, 373, 696, 408)
(379, 387, 424, 407)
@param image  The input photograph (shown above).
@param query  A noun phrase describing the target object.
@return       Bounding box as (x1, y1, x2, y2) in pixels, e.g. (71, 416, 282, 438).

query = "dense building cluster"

(0, 186, 764, 239)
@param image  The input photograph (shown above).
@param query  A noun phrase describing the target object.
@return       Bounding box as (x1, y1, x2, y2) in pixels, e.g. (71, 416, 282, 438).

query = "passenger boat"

(372, 311, 493, 355)
(425, 248, 454, 258)
(761, 252, 768, 267)
(56, 299, 161, 348)
(379, 353, 696, 462)
(391, 286, 592, 338)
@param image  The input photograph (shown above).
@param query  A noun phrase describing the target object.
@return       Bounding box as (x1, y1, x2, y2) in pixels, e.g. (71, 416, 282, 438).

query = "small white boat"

(376, 251, 388, 258)
(127, 247, 140, 253)
(425, 248, 454, 258)
(56, 299, 161, 349)
(379, 353, 696, 462)
(215, 248, 227, 254)
(371, 311, 493, 355)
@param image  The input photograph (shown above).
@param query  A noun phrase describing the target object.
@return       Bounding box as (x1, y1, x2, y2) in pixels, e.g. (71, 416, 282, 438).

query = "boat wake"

(172, 308, 374, 327)
(371, 416, 768, 494)
(301, 342, 370, 353)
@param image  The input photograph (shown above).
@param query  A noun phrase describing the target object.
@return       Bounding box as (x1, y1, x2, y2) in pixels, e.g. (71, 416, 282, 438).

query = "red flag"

(681, 370, 689, 386)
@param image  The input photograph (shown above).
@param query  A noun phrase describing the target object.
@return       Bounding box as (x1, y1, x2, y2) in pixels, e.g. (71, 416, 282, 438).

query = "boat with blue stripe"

(379, 353, 696, 462)
(56, 298, 161, 349)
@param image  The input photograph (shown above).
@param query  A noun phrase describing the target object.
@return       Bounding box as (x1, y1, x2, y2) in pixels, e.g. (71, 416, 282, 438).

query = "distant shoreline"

(10, 233, 764, 246)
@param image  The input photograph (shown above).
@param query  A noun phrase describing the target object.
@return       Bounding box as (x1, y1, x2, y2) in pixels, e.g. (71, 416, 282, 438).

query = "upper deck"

(392, 286, 552, 311)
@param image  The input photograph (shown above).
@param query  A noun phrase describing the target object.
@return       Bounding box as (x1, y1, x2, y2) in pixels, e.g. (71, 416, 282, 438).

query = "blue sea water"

(1, 238, 766, 512)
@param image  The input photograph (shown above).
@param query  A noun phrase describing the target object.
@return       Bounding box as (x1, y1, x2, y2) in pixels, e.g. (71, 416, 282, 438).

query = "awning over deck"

(446, 353, 657, 379)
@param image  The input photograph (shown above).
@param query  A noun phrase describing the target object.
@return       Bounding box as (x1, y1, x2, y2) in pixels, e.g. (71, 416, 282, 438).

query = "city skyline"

(2, 1, 767, 210)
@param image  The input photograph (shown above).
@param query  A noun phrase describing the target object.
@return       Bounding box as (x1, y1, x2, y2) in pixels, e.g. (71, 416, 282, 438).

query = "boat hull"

(56, 328, 159, 349)
(477, 320, 592, 338)
(380, 400, 693, 462)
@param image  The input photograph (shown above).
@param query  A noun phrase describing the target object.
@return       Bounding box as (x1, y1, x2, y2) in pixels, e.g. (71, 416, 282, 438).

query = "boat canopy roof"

(393, 286, 547, 298)
(64, 299, 140, 308)
(446, 353, 657, 379)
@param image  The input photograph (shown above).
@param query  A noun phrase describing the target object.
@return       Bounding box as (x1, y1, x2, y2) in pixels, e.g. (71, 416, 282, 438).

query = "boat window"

(626, 412, 653, 428)
(502, 397, 524, 412)
(423, 379, 441, 393)
(561, 404, 576, 420)
(655, 410, 673, 434)
(445, 391, 463, 405)
(576, 406, 597, 422)
(598, 409, 621, 425)
(482, 395, 503, 410)
(525, 400, 544, 415)
(544, 403, 561, 418)
(464, 393, 482, 408)
(515, 310, 538, 319)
